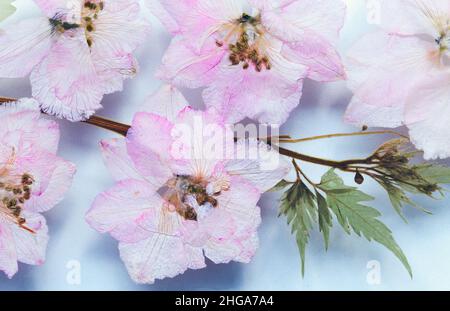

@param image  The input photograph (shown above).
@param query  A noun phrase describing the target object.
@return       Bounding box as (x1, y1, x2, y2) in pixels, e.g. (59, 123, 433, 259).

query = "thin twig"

(279, 130, 408, 144)
(0, 96, 386, 171)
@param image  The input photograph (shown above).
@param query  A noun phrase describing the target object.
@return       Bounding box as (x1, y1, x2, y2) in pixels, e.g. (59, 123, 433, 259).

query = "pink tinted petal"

(203, 62, 305, 124)
(140, 84, 189, 122)
(127, 113, 174, 187)
(92, 0, 151, 54)
(31, 34, 104, 121)
(93, 52, 138, 95)
(0, 17, 52, 78)
(204, 176, 261, 263)
(345, 31, 437, 127)
(219, 176, 261, 234)
(100, 138, 143, 182)
(178, 220, 209, 247)
(33, 0, 69, 17)
(282, 32, 345, 81)
(376, 0, 449, 36)
(129, 112, 174, 157)
(235, 231, 259, 263)
(0, 98, 60, 154)
(225, 139, 290, 192)
(405, 73, 450, 160)
(152, 0, 244, 51)
(260, 0, 346, 44)
(0, 221, 18, 278)
(119, 234, 205, 284)
(157, 37, 225, 88)
(12, 212, 48, 266)
(25, 156, 76, 213)
(146, 0, 184, 34)
(86, 179, 162, 243)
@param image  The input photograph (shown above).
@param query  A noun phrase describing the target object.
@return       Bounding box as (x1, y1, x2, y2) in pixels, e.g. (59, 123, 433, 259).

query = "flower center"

(437, 30, 450, 59)
(81, 1, 104, 47)
(0, 170, 35, 233)
(163, 175, 229, 221)
(217, 13, 271, 72)
(49, 1, 104, 48)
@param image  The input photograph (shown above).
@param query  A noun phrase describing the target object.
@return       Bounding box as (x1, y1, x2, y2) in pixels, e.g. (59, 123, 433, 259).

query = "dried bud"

(354, 171, 364, 185)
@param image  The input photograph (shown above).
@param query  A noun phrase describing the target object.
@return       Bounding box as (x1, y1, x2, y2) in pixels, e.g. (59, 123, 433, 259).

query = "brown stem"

(0, 96, 378, 170)
(0, 97, 17, 103)
(83, 116, 130, 136)
(279, 130, 408, 143)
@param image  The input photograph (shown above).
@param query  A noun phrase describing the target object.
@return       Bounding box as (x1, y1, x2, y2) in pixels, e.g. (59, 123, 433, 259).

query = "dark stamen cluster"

(49, 17, 80, 33)
(0, 173, 34, 227)
(222, 13, 271, 72)
(171, 175, 221, 221)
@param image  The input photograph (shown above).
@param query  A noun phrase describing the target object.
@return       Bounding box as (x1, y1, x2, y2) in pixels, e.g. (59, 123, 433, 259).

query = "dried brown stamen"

(0, 173, 35, 233)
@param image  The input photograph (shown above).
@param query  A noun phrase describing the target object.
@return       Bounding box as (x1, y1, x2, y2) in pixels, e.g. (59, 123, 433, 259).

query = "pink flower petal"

(91, 0, 151, 54)
(33, 0, 68, 18)
(204, 176, 261, 264)
(119, 234, 205, 284)
(127, 112, 174, 187)
(345, 31, 437, 128)
(25, 155, 76, 213)
(31, 34, 104, 121)
(0, 221, 18, 278)
(157, 37, 224, 89)
(86, 179, 162, 243)
(203, 62, 305, 124)
(140, 84, 189, 122)
(405, 72, 450, 160)
(100, 138, 143, 182)
(225, 139, 291, 192)
(375, 0, 450, 36)
(11, 212, 48, 266)
(93, 52, 138, 95)
(0, 17, 52, 78)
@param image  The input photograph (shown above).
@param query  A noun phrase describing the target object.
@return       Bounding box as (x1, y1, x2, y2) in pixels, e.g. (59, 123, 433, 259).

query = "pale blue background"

(1, 0, 450, 291)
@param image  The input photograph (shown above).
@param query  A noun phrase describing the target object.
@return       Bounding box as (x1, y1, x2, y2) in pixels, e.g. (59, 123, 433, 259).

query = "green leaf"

(380, 180, 431, 219)
(318, 169, 412, 277)
(379, 180, 413, 221)
(269, 179, 294, 192)
(414, 164, 450, 184)
(279, 180, 317, 276)
(0, 0, 16, 22)
(316, 190, 332, 250)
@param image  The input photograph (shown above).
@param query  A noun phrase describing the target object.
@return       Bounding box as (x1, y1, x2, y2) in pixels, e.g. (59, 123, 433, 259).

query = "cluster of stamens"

(217, 13, 271, 72)
(228, 32, 271, 72)
(165, 175, 226, 221)
(0, 173, 35, 233)
(82, 1, 104, 47)
(49, 1, 104, 48)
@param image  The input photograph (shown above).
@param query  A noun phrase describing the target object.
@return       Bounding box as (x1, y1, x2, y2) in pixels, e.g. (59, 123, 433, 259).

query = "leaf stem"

(292, 159, 317, 187)
(279, 130, 408, 143)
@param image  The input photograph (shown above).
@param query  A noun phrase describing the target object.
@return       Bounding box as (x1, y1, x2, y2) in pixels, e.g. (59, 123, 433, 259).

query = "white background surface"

(1, 0, 450, 290)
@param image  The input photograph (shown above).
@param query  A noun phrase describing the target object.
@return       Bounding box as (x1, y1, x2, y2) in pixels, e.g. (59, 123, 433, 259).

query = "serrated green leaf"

(0, 0, 16, 22)
(269, 179, 293, 192)
(380, 180, 431, 219)
(379, 181, 412, 221)
(279, 181, 317, 276)
(414, 164, 450, 184)
(318, 169, 412, 277)
(316, 190, 332, 250)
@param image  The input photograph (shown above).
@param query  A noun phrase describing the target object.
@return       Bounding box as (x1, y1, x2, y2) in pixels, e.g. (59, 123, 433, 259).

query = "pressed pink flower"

(0, 98, 76, 278)
(345, 0, 450, 159)
(150, 0, 346, 125)
(0, 0, 150, 121)
(86, 85, 290, 284)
